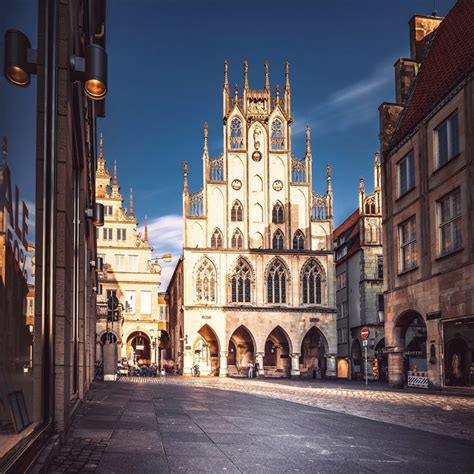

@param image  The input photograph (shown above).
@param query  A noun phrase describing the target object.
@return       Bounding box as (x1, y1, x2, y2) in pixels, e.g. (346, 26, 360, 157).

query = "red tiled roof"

(333, 209, 359, 239)
(392, 0, 474, 147)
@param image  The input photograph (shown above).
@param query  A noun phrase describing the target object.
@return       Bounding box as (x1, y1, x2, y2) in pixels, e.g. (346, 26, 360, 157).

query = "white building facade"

(178, 62, 337, 378)
(95, 136, 168, 367)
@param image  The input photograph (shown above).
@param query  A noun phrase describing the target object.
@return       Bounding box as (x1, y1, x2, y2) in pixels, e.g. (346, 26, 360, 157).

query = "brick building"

(1, 0, 107, 470)
(379, 0, 474, 389)
(333, 154, 384, 380)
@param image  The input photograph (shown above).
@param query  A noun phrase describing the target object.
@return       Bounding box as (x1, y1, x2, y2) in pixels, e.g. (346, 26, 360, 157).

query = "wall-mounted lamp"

(69, 44, 107, 100)
(85, 202, 105, 227)
(4, 29, 37, 87)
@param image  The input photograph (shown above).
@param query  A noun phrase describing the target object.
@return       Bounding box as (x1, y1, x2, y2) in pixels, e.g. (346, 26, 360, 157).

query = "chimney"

(394, 58, 419, 105)
(409, 15, 443, 63)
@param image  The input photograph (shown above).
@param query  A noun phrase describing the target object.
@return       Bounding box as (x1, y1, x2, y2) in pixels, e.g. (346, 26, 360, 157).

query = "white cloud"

(293, 59, 394, 135)
(138, 214, 182, 291)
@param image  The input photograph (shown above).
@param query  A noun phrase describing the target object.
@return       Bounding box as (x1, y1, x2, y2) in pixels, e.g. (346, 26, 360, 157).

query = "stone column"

(256, 352, 265, 377)
(219, 351, 228, 377)
(290, 353, 301, 377)
(388, 350, 404, 388)
(183, 349, 193, 377)
(325, 354, 337, 378)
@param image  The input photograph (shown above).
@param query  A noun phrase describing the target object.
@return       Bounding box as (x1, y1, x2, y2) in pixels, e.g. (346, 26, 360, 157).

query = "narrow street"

(45, 378, 474, 473)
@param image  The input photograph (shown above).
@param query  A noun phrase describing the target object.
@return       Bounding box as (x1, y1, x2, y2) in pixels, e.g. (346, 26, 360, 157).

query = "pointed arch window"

(365, 197, 376, 215)
(267, 259, 288, 304)
(231, 259, 252, 303)
(195, 259, 216, 303)
(231, 229, 244, 249)
(272, 229, 284, 250)
(301, 259, 324, 305)
(272, 201, 284, 224)
(293, 230, 305, 250)
(231, 200, 243, 222)
(211, 228, 223, 249)
(230, 117, 244, 149)
(271, 118, 285, 150)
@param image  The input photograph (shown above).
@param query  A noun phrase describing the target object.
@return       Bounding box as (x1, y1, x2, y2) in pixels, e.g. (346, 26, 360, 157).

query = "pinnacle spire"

(243, 60, 249, 89)
(264, 62, 270, 90)
(326, 164, 332, 194)
(183, 160, 188, 194)
(113, 160, 118, 186)
(223, 61, 229, 91)
(374, 151, 381, 190)
(305, 126, 311, 159)
(144, 215, 148, 242)
(275, 85, 280, 104)
(97, 133, 106, 172)
(359, 176, 365, 192)
(284, 62, 291, 115)
(129, 188, 134, 217)
(234, 84, 239, 105)
(203, 122, 209, 155)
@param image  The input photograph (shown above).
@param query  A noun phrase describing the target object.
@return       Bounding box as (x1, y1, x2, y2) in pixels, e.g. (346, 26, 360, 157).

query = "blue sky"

(1, 0, 457, 288)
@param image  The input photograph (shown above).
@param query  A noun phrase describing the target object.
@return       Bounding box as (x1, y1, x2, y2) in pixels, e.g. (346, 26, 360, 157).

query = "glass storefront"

(0, 1, 43, 464)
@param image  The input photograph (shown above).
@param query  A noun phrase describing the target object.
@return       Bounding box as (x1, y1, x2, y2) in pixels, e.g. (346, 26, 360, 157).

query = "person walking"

(247, 361, 254, 378)
(254, 360, 260, 378)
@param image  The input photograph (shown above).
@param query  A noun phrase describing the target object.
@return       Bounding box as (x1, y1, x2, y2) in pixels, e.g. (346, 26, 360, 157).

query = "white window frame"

(141, 290, 152, 315)
(125, 290, 136, 314)
(114, 254, 125, 271)
(128, 255, 139, 272)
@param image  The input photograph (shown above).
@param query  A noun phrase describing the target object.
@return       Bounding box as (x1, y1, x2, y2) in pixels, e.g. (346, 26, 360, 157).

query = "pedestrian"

(254, 360, 260, 378)
(247, 361, 254, 378)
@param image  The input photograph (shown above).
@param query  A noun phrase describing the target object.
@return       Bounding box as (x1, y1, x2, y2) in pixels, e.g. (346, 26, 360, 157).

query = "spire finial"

(113, 160, 118, 186)
(327, 164, 332, 194)
(275, 85, 280, 104)
(374, 151, 381, 190)
(244, 60, 249, 89)
(359, 176, 365, 192)
(224, 60, 229, 90)
(144, 215, 149, 242)
(264, 62, 270, 91)
(129, 188, 134, 217)
(99, 133, 103, 154)
(97, 133, 106, 172)
(183, 160, 189, 194)
(2, 136, 7, 165)
(234, 84, 239, 104)
(305, 126, 311, 158)
(203, 122, 209, 155)
(374, 150, 380, 164)
(285, 62, 290, 89)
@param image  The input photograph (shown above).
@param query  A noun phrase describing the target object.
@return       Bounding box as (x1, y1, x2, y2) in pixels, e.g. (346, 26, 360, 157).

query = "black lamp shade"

(84, 44, 107, 99)
(93, 202, 105, 227)
(4, 29, 31, 87)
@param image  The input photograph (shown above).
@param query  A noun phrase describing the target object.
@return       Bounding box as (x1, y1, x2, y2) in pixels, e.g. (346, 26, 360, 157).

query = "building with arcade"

(169, 62, 337, 378)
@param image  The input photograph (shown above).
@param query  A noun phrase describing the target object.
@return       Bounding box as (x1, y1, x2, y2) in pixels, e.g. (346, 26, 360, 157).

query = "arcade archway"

(194, 325, 220, 376)
(127, 331, 151, 366)
(264, 326, 291, 377)
(228, 325, 255, 376)
(300, 326, 327, 378)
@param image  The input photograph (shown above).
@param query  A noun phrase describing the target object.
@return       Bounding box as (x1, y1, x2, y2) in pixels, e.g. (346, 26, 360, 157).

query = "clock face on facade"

(232, 179, 242, 190)
(273, 180, 283, 191)
(252, 150, 262, 162)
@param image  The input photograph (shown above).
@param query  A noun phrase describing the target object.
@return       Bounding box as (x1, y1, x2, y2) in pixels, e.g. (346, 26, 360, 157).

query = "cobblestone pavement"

(43, 377, 474, 473)
(120, 376, 474, 441)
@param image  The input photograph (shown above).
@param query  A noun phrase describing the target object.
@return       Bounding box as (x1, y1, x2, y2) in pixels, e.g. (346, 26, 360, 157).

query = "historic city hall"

(168, 62, 337, 378)
(1, 0, 473, 471)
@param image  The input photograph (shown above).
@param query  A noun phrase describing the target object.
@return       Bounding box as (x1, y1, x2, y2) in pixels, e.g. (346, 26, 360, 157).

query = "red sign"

(361, 327, 370, 339)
